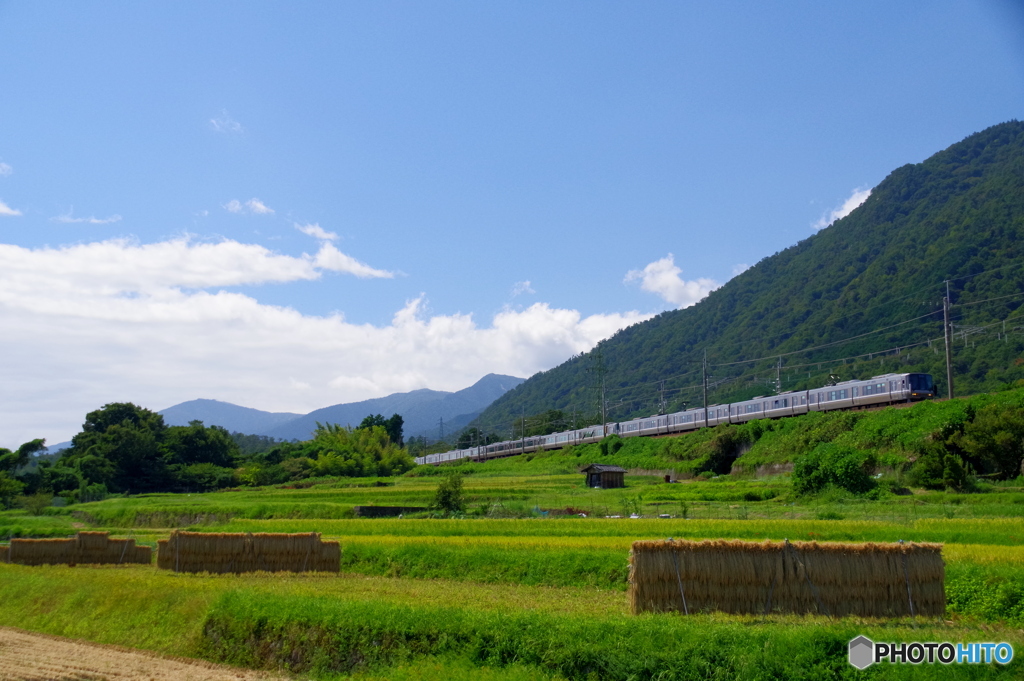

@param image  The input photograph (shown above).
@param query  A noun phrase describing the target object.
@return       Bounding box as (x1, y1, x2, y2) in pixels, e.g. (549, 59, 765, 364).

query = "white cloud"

(732, 263, 750, 276)
(511, 280, 535, 297)
(0, 199, 22, 217)
(0, 236, 647, 446)
(313, 242, 393, 279)
(210, 110, 243, 134)
(624, 254, 719, 308)
(296, 223, 338, 241)
(0, 237, 392, 295)
(246, 198, 274, 215)
(224, 198, 275, 215)
(814, 186, 871, 230)
(0, 163, 12, 177)
(51, 209, 123, 225)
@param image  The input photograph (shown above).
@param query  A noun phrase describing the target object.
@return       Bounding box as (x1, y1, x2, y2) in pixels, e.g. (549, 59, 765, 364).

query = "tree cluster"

(2, 403, 417, 509)
(235, 420, 413, 485)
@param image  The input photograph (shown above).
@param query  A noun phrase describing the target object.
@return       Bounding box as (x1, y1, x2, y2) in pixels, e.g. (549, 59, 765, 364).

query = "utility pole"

(944, 281, 955, 400)
(775, 356, 782, 394)
(658, 380, 667, 415)
(521, 409, 526, 453)
(702, 348, 709, 426)
(591, 347, 608, 435)
(438, 417, 445, 442)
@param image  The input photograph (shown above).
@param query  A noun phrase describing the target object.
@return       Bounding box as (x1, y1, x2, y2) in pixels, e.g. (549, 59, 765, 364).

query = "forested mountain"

(475, 121, 1024, 434)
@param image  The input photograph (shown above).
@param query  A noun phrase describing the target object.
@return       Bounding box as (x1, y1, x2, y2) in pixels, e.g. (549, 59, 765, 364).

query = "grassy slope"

(422, 387, 1024, 478)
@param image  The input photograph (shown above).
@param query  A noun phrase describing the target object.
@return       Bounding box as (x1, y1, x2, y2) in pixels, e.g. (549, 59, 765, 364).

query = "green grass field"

(3, 463, 1024, 679)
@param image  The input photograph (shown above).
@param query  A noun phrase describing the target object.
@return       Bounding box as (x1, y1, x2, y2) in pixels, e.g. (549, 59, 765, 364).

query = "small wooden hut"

(582, 464, 626, 489)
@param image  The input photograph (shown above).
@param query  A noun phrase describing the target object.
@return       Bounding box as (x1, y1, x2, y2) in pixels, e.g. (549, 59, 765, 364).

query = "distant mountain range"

(159, 373, 525, 442)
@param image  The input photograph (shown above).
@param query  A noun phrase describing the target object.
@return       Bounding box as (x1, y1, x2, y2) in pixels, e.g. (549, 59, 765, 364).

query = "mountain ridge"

(160, 373, 525, 441)
(473, 121, 1024, 434)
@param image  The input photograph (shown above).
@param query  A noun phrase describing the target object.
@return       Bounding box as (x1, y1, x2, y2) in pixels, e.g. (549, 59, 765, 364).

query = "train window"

(910, 374, 935, 391)
(852, 387, 858, 397)
(783, 398, 788, 407)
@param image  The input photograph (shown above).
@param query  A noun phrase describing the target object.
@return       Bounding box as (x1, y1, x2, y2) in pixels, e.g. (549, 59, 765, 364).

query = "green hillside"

(475, 121, 1024, 434)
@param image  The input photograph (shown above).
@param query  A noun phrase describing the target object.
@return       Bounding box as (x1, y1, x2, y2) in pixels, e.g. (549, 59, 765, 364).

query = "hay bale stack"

(629, 539, 944, 617)
(133, 545, 153, 564)
(0, 544, 9, 563)
(7, 538, 77, 566)
(7, 533, 152, 566)
(156, 531, 340, 574)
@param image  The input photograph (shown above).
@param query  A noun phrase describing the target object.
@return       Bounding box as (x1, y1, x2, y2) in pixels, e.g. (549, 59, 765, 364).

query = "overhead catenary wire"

(460, 272, 1024, 439)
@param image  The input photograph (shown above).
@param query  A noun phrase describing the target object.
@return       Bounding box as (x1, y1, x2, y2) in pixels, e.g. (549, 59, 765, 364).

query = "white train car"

(413, 372, 935, 465)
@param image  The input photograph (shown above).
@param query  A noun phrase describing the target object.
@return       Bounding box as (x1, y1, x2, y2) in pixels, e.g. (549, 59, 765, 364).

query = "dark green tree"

(358, 413, 404, 447)
(61, 403, 168, 493)
(1, 439, 47, 508)
(0, 438, 46, 473)
(955, 403, 1024, 480)
(163, 421, 239, 468)
(432, 472, 465, 515)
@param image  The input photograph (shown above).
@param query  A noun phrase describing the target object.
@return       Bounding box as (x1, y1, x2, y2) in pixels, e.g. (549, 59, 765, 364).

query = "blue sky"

(1, 2, 1022, 446)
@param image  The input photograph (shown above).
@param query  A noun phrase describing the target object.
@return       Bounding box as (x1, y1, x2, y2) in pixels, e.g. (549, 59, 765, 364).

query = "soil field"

(0, 627, 292, 681)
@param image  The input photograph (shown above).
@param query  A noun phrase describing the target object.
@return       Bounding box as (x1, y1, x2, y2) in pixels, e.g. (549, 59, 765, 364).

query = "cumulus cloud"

(511, 280, 535, 297)
(51, 209, 122, 225)
(210, 110, 243, 134)
(0, 199, 22, 217)
(0, 163, 12, 177)
(295, 223, 338, 241)
(814, 186, 871, 230)
(624, 254, 719, 308)
(224, 198, 274, 215)
(0, 236, 647, 446)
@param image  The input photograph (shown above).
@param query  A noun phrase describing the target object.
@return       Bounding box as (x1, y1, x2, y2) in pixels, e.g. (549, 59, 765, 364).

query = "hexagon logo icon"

(849, 636, 875, 669)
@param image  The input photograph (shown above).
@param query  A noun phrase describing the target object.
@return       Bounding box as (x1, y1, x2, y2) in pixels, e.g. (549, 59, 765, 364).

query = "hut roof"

(581, 464, 626, 473)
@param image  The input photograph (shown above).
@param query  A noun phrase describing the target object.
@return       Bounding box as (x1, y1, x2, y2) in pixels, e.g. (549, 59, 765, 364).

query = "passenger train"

(414, 372, 936, 466)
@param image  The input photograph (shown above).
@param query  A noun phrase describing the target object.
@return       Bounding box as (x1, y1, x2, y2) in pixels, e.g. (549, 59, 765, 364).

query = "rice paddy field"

(2, 469, 1024, 679)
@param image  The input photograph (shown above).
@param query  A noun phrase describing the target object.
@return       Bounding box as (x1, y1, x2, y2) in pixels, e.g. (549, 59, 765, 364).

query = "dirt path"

(0, 627, 292, 681)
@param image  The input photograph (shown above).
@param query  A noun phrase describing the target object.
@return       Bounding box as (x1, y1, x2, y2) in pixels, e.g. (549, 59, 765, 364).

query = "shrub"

(17, 492, 53, 515)
(433, 472, 466, 515)
(598, 435, 624, 457)
(792, 444, 876, 496)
